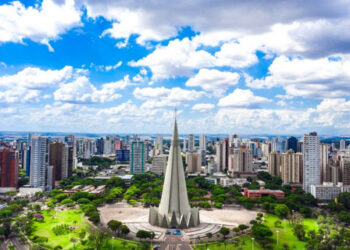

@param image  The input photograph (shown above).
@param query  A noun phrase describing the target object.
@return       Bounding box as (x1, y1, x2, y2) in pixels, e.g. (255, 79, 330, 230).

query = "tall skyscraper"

(130, 140, 146, 174)
(340, 139, 346, 151)
(0, 147, 19, 188)
(49, 141, 69, 181)
(215, 140, 227, 172)
(303, 132, 320, 193)
(96, 137, 104, 155)
(320, 144, 330, 183)
(186, 152, 201, 173)
(199, 134, 207, 150)
(280, 150, 303, 184)
(29, 135, 49, 188)
(286, 136, 298, 153)
(272, 137, 284, 153)
(268, 152, 281, 177)
(188, 134, 195, 152)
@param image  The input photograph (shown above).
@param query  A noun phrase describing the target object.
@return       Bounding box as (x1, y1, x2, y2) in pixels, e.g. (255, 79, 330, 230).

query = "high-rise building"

(155, 135, 163, 153)
(49, 141, 69, 181)
(340, 139, 346, 151)
(130, 140, 146, 174)
(215, 140, 227, 172)
(183, 139, 187, 152)
(47, 165, 54, 190)
(199, 134, 207, 150)
(96, 138, 104, 155)
(67, 146, 74, 178)
(303, 132, 320, 193)
(152, 155, 167, 175)
(29, 135, 49, 188)
(65, 134, 76, 169)
(228, 147, 252, 174)
(286, 136, 298, 153)
(320, 144, 330, 183)
(116, 149, 130, 162)
(104, 136, 114, 155)
(272, 137, 284, 153)
(188, 134, 195, 152)
(186, 152, 201, 173)
(268, 152, 281, 177)
(0, 147, 19, 187)
(341, 157, 350, 185)
(280, 150, 303, 183)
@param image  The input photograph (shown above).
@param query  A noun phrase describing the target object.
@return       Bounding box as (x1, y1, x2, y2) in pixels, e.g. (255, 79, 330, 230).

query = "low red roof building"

(243, 187, 285, 199)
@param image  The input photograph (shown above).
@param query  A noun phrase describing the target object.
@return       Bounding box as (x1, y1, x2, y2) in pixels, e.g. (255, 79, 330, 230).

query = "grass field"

(31, 209, 141, 249)
(31, 209, 89, 249)
(264, 213, 318, 249)
(193, 236, 261, 250)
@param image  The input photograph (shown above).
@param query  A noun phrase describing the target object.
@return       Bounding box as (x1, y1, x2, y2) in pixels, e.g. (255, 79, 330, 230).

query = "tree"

(136, 230, 151, 240)
(220, 227, 230, 239)
(274, 204, 290, 218)
(120, 225, 130, 238)
(88, 211, 100, 224)
(293, 224, 306, 241)
(338, 192, 350, 210)
(274, 220, 282, 228)
(70, 237, 78, 250)
(238, 224, 249, 232)
(206, 232, 213, 240)
(33, 204, 41, 212)
(107, 220, 122, 235)
(251, 223, 273, 240)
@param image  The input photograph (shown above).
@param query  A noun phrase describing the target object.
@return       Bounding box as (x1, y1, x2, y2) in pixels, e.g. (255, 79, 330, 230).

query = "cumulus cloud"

(0, 66, 73, 89)
(81, 0, 349, 47)
(133, 86, 205, 108)
(246, 56, 350, 98)
(192, 103, 215, 112)
(0, 0, 81, 50)
(218, 88, 271, 108)
(130, 38, 216, 80)
(186, 69, 240, 96)
(54, 75, 130, 103)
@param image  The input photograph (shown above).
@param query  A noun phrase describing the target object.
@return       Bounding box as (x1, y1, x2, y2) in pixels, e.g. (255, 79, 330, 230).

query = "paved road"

(159, 236, 192, 250)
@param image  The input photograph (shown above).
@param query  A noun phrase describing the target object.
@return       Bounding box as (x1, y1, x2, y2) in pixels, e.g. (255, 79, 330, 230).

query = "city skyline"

(1, 0, 350, 134)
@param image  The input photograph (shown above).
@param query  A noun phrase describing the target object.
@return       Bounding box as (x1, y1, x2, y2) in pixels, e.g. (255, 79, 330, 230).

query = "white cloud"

(54, 75, 130, 103)
(129, 38, 216, 80)
(186, 69, 240, 96)
(218, 88, 271, 108)
(215, 42, 259, 68)
(0, 66, 73, 89)
(133, 86, 205, 108)
(192, 103, 215, 112)
(82, 0, 349, 49)
(246, 56, 350, 98)
(0, 0, 81, 50)
(94, 61, 122, 72)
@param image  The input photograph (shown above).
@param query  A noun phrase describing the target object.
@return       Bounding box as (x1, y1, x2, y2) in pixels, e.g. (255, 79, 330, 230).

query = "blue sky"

(0, 0, 350, 135)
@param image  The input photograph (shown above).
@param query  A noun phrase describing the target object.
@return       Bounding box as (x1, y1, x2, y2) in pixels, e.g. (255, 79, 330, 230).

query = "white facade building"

(29, 135, 49, 188)
(303, 132, 320, 193)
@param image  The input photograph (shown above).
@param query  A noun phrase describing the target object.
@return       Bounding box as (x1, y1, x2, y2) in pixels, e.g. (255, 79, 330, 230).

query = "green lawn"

(106, 238, 140, 249)
(193, 236, 261, 250)
(264, 213, 318, 249)
(31, 209, 89, 249)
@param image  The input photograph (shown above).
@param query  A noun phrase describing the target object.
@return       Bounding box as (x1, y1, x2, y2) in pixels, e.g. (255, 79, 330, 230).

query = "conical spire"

(158, 118, 191, 215)
(149, 117, 200, 228)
